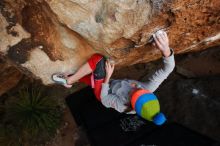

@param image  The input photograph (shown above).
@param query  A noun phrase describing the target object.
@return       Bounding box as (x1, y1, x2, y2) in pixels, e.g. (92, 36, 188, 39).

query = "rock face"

(0, 58, 23, 96)
(0, 0, 219, 84)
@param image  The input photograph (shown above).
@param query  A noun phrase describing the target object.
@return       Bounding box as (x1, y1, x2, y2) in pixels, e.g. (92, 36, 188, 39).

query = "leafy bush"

(1, 85, 62, 145)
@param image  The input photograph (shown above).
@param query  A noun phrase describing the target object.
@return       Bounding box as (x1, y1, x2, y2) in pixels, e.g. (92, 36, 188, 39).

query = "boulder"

(0, 58, 23, 96)
(0, 0, 219, 84)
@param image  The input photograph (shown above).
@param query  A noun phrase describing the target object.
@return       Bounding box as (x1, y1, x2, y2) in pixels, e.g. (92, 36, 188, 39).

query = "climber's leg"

(52, 54, 106, 98)
(78, 74, 92, 86)
(75, 53, 106, 101)
(52, 62, 93, 88)
(66, 53, 104, 83)
(92, 56, 106, 101)
(66, 63, 93, 85)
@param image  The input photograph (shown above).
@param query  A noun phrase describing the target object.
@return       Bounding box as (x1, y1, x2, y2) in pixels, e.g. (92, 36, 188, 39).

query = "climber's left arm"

(141, 30, 175, 92)
(141, 49, 175, 92)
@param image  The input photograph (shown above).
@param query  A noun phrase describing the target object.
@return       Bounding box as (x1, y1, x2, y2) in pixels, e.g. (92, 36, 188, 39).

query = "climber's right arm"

(104, 60, 114, 84)
(100, 60, 128, 113)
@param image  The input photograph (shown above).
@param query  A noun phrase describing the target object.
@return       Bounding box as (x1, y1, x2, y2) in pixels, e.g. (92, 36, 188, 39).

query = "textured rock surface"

(0, 58, 23, 96)
(0, 0, 219, 84)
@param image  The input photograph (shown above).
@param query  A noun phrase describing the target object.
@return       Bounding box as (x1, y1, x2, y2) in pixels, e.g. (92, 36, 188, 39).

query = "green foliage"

(0, 85, 62, 145)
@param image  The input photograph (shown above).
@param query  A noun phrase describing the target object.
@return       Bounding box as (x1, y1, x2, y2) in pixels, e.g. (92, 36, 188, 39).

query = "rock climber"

(52, 30, 175, 125)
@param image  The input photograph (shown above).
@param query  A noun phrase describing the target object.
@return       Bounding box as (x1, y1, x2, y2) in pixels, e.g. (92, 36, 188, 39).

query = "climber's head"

(131, 89, 166, 125)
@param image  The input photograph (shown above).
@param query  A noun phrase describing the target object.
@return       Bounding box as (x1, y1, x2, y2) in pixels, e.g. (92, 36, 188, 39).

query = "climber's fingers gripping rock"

(153, 30, 171, 57)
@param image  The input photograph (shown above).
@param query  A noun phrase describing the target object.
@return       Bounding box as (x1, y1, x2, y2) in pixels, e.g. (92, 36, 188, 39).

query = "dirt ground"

(45, 107, 89, 146)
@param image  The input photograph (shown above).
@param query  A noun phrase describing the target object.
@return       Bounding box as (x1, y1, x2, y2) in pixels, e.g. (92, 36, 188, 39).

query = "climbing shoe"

(52, 73, 72, 88)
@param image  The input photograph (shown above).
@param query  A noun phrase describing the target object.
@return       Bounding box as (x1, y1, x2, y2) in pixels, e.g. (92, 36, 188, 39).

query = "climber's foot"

(52, 73, 72, 88)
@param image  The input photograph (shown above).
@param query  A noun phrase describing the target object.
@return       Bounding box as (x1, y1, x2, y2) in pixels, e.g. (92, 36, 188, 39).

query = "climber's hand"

(105, 60, 115, 83)
(153, 30, 171, 57)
